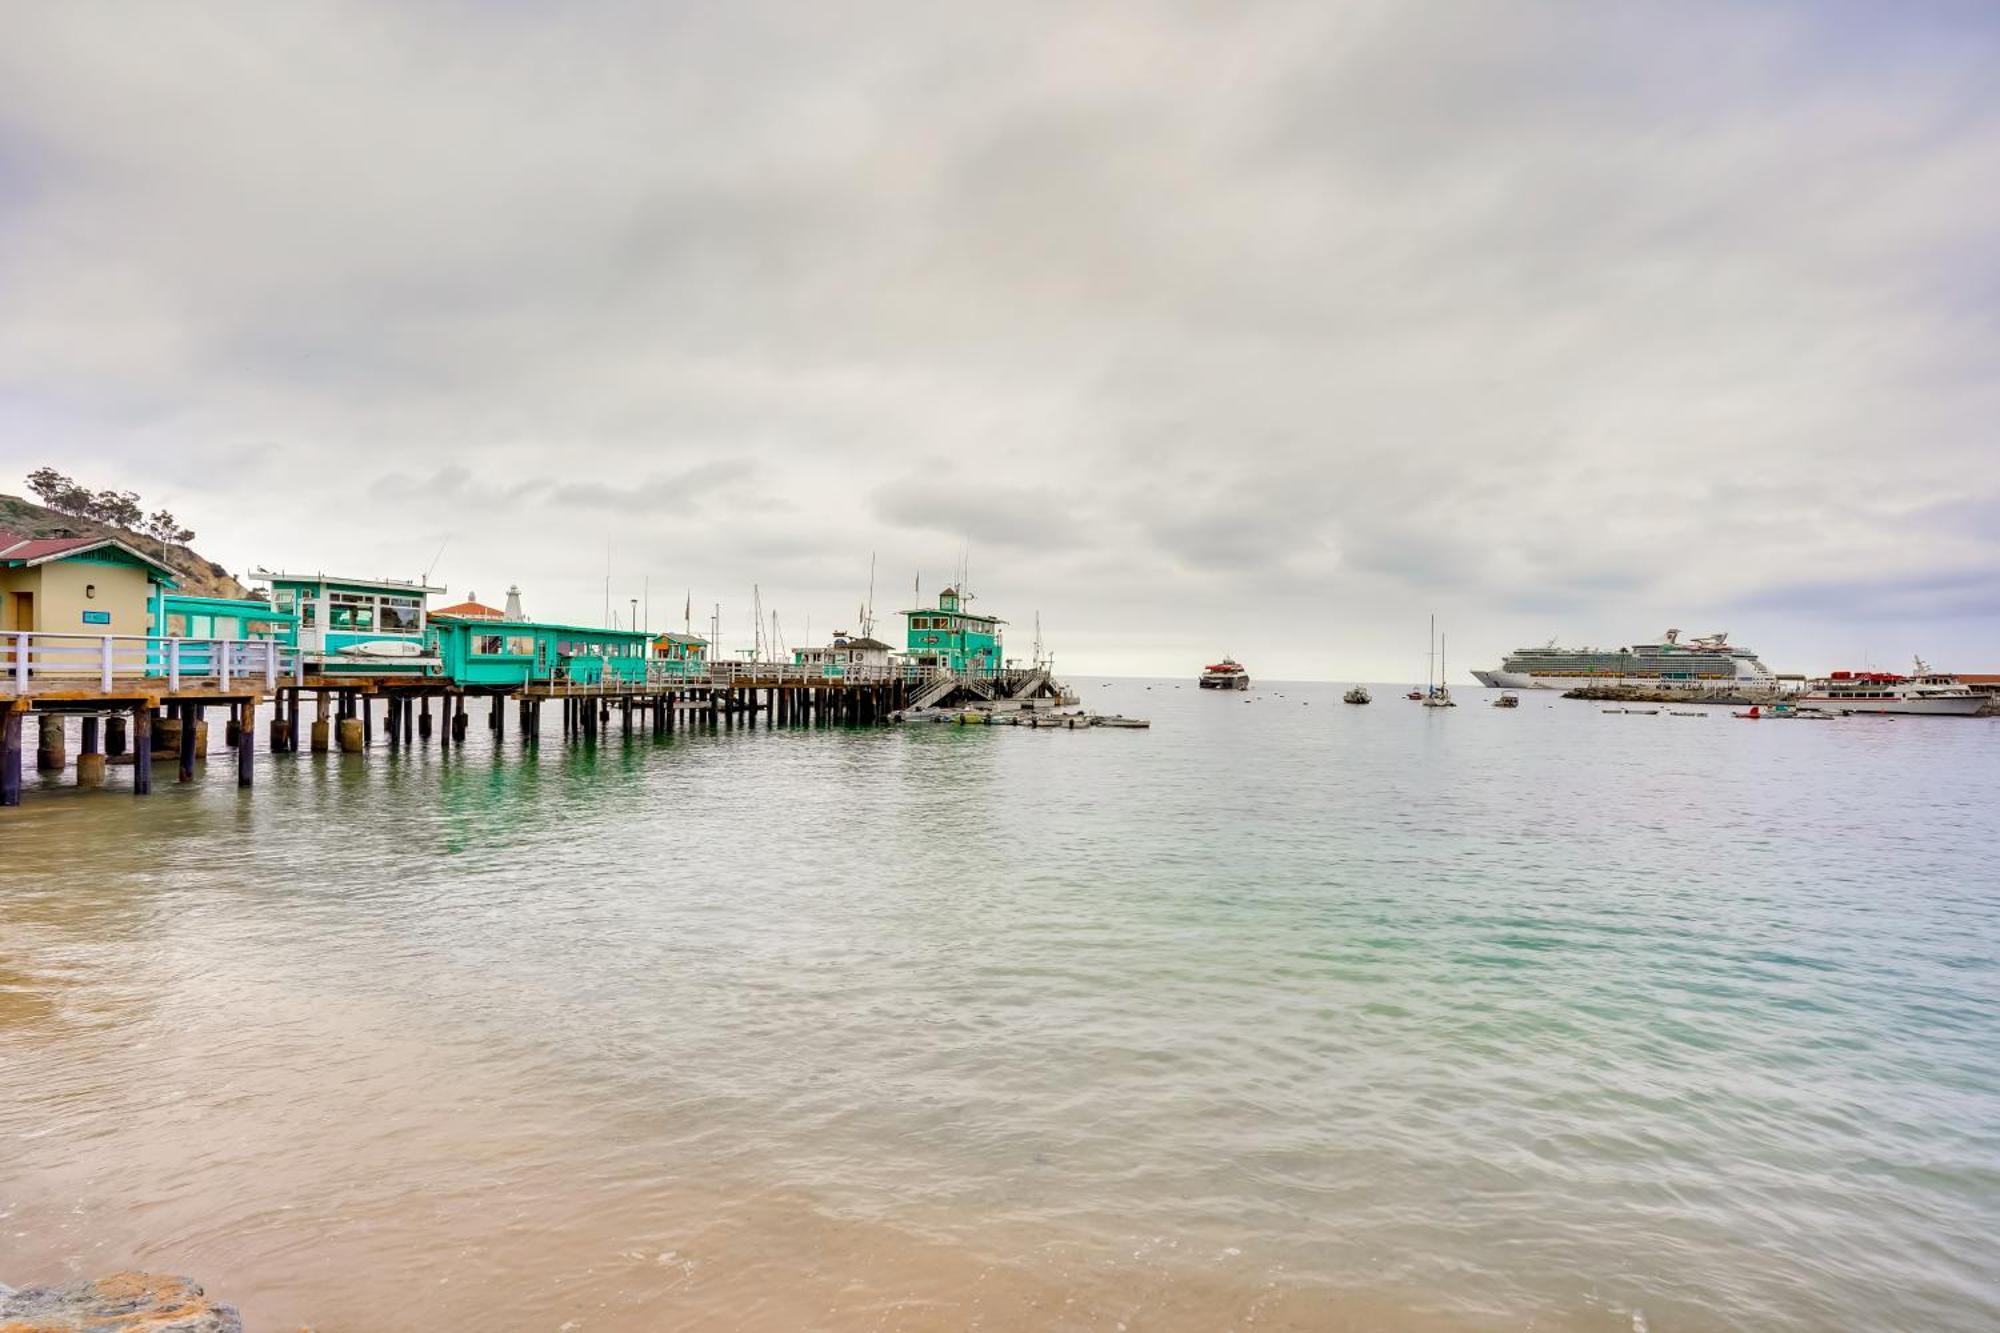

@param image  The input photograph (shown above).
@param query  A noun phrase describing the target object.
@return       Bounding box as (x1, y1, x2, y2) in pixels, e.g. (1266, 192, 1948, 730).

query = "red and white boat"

(1798, 662, 1985, 716)
(1199, 658, 1249, 690)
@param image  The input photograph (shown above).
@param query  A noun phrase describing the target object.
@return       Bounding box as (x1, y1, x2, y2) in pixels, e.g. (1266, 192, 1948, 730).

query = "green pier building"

(250, 569, 446, 675)
(901, 585, 1002, 676)
(428, 613, 654, 686)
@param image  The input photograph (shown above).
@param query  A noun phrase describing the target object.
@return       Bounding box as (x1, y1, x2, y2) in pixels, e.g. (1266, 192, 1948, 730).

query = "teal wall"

(162, 594, 297, 643)
(902, 588, 1001, 675)
(430, 619, 653, 686)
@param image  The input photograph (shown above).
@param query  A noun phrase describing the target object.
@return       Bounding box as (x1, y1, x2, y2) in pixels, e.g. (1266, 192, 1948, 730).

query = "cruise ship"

(1469, 629, 1775, 692)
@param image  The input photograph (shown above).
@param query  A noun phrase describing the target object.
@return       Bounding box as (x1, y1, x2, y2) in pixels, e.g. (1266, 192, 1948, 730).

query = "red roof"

(0, 531, 104, 560)
(431, 600, 506, 620)
(0, 530, 177, 579)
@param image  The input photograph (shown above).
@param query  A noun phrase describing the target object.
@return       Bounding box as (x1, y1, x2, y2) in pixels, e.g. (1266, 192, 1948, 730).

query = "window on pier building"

(330, 593, 374, 631)
(379, 596, 422, 632)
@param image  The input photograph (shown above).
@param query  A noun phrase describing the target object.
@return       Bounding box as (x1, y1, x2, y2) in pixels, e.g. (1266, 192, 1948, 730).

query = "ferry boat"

(1343, 685, 1371, 704)
(1469, 629, 1774, 693)
(1199, 658, 1249, 690)
(1798, 662, 1984, 716)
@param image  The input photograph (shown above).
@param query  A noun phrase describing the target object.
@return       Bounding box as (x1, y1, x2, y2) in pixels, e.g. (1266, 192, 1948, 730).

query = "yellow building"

(0, 531, 177, 637)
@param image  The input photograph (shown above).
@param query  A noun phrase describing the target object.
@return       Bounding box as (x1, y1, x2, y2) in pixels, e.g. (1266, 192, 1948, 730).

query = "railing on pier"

(695, 661, 947, 687)
(1, 632, 303, 694)
(525, 659, 953, 694)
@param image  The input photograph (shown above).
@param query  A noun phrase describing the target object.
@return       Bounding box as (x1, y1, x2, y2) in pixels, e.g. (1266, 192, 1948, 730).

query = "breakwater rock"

(1561, 685, 1758, 705)
(0, 1272, 243, 1331)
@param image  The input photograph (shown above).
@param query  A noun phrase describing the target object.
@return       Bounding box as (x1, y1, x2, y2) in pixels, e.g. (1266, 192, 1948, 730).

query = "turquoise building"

(651, 631, 710, 678)
(251, 569, 446, 674)
(901, 586, 1002, 675)
(428, 614, 654, 686)
(160, 593, 297, 643)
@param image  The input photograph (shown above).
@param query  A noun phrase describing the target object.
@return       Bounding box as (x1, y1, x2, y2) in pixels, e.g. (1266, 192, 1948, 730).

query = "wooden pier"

(0, 632, 1061, 805)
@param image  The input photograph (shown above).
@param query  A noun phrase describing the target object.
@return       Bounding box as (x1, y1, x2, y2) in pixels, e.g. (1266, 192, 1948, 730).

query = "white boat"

(1343, 686, 1371, 705)
(1420, 617, 1455, 707)
(1797, 661, 1985, 716)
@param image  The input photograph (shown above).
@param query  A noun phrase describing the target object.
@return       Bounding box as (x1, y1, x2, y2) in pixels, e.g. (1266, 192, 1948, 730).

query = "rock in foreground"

(0, 1271, 243, 1331)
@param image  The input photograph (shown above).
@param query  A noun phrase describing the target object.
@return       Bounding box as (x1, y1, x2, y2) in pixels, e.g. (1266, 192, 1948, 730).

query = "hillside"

(0, 493, 250, 600)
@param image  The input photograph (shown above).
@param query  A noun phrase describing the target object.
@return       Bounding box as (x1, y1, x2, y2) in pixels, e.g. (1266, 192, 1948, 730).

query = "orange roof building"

(430, 596, 506, 620)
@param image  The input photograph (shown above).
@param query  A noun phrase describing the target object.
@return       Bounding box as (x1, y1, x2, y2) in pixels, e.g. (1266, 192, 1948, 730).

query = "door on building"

(8, 591, 32, 631)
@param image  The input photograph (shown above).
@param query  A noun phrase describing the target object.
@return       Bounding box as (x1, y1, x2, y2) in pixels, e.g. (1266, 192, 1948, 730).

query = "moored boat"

(1200, 658, 1249, 690)
(1798, 662, 1984, 716)
(1420, 617, 1455, 707)
(1492, 692, 1519, 708)
(1343, 685, 1371, 704)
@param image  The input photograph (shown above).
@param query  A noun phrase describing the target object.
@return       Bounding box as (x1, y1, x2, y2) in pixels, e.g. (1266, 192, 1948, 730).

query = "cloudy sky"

(4, 2, 1997, 678)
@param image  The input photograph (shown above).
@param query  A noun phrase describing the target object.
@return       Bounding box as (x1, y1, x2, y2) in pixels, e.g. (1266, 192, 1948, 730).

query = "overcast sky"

(4, 2, 1997, 678)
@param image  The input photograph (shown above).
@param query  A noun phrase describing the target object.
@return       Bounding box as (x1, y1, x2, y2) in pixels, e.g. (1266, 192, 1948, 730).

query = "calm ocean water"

(2, 680, 1997, 1331)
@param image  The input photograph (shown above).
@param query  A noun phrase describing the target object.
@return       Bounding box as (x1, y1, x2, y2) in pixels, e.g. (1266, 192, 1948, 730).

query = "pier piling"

(2, 710, 21, 807)
(36, 714, 65, 773)
(132, 706, 151, 796)
(77, 717, 105, 788)
(238, 703, 255, 787)
(178, 705, 199, 782)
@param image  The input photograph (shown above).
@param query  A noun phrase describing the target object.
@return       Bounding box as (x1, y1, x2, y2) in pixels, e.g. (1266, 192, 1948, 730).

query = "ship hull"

(1199, 675, 1249, 690)
(1797, 694, 1985, 716)
(1509, 671, 1741, 692)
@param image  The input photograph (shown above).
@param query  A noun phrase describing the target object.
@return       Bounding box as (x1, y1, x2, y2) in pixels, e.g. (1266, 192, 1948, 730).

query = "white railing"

(2, 632, 303, 692)
(690, 660, 948, 687)
(530, 660, 953, 694)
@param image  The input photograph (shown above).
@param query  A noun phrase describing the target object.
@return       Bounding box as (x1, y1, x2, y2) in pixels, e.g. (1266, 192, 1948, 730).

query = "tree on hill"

(23, 468, 191, 549)
(25, 467, 92, 516)
(145, 508, 195, 550)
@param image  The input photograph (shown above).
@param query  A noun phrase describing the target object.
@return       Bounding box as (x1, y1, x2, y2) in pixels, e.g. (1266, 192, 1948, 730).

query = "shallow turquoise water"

(3, 680, 1997, 1330)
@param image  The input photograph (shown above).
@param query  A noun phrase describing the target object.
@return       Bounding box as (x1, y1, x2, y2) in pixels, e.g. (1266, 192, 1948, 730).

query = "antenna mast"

(863, 552, 877, 638)
(420, 534, 451, 587)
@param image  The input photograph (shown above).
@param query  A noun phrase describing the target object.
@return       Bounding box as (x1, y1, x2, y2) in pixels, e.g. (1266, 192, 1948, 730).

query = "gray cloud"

(3, 2, 1998, 675)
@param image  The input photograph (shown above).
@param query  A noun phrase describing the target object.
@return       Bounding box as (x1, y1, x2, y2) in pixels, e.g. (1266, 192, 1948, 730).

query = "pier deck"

(0, 631, 1065, 805)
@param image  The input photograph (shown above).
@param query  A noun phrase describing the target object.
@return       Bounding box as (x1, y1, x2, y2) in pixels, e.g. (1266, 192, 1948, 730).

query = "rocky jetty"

(1560, 684, 1759, 705)
(0, 1272, 243, 1331)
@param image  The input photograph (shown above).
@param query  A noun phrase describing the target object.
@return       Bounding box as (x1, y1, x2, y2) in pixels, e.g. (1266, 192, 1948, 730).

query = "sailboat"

(1422, 615, 1456, 708)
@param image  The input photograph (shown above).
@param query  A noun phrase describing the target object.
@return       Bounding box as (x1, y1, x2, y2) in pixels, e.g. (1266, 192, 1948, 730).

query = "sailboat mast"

(863, 552, 877, 639)
(1428, 613, 1436, 694)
